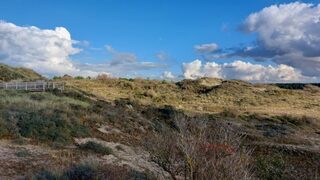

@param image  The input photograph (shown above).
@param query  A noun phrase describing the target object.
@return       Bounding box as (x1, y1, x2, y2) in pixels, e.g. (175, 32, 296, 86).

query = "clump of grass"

(33, 161, 154, 179)
(143, 89, 157, 98)
(219, 108, 240, 118)
(63, 165, 95, 179)
(256, 154, 285, 179)
(15, 149, 32, 157)
(34, 170, 59, 180)
(11, 138, 28, 145)
(274, 115, 318, 127)
(29, 93, 46, 101)
(14, 109, 90, 146)
(0, 117, 11, 138)
(115, 145, 124, 151)
(79, 141, 113, 155)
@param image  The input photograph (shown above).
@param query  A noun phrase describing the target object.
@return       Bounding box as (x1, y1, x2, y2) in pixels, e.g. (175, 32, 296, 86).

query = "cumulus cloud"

(76, 61, 165, 77)
(183, 59, 315, 82)
(230, 2, 320, 77)
(182, 60, 203, 80)
(161, 71, 175, 80)
(0, 21, 82, 75)
(194, 43, 219, 54)
(0, 21, 166, 77)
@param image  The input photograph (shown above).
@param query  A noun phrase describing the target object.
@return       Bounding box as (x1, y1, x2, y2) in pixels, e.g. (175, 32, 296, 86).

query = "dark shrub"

(129, 169, 149, 180)
(15, 149, 32, 157)
(63, 165, 95, 180)
(62, 89, 90, 102)
(74, 76, 84, 80)
(30, 93, 46, 101)
(17, 110, 70, 144)
(256, 154, 285, 179)
(52, 76, 62, 80)
(0, 117, 11, 138)
(79, 141, 113, 155)
(34, 170, 58, 180)
(12, 108, 89, 145)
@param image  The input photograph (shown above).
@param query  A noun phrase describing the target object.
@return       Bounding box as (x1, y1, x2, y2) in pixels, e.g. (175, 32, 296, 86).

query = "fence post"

(43, 82, 45, 91)
(16, 82, 18, 90)
(25, 82, 27, 90)
(5, 83, 7, 90)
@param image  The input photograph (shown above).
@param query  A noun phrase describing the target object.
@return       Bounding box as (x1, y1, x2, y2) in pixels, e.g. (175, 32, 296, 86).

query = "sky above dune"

(0, 0, 320, 82)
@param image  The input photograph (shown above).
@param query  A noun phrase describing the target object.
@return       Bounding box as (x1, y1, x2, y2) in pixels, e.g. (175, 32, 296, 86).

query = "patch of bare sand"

(74, 138, 171, 179)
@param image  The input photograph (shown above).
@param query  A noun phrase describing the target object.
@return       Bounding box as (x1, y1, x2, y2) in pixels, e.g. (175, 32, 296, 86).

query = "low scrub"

(256, 154, 285, 179)
(79, 141, 113, 155)
(33, 162, 154, 179)
(0, 91, 91, 146)
(15, 109, 90, 145)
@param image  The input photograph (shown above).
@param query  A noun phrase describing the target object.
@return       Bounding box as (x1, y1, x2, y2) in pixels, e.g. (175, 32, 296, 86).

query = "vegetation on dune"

(0, 63, 44, 82)
(65, 76, 320, 179)
(0, 90, 91, 146)
(79, 141, 113, 155)
(33, 162, 154, 180)
(67, 77, 320, 118)
(0, 64, 319, 179)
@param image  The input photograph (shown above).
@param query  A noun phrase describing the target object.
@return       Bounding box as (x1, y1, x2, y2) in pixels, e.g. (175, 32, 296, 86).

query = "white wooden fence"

(0, 81, 64, 91)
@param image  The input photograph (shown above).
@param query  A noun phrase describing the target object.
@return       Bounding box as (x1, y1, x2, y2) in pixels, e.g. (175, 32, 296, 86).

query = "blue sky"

(0, 0, 320, 82)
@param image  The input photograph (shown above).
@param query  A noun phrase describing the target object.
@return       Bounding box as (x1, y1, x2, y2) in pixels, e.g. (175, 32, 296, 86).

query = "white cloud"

(155, 51, 170, 61)
(183, 59, 203, 79)
(76, 61, 166, 77)
(98, 45, 166, 76)
(105, 45, 137, 66)
(161, 71, 175, 80)
(0, 21, 81, 76)
(194, 43, 219, 54)
(182, 59, 316, 83)
(0, 21, 166, 78)
(235, 2, 320, 77)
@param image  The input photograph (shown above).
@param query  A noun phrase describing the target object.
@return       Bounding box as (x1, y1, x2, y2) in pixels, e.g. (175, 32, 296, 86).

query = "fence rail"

(0, 81, 64, 91)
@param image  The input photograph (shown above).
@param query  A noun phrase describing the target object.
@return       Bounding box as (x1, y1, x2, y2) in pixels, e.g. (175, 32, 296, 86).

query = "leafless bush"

(95, 74, 110, 82)
(146, 114, 253, 179)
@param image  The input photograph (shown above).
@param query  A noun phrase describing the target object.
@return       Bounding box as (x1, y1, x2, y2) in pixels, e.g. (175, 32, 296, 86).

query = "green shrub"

(29, 93, 46, 101)
(63, 165, 95, 180)
(61, 89, 90, 102)
(34, 170, 59, 180)
(0, 117, 10, 138)
(52, 76, 61, 80)
(15, 149, 32, 157)
(33, 163, 153, 180)
(256, 154, 285, 180)
(74, 76, 84, 80)
(11, 108, 89, 145)
(79, 141, 113, 155)
(129, 169, 150, 180)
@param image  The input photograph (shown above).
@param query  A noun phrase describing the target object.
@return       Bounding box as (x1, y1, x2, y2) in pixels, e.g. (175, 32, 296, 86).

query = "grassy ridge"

(0, 64, 44, 81)
(68, 77, 320, 118)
